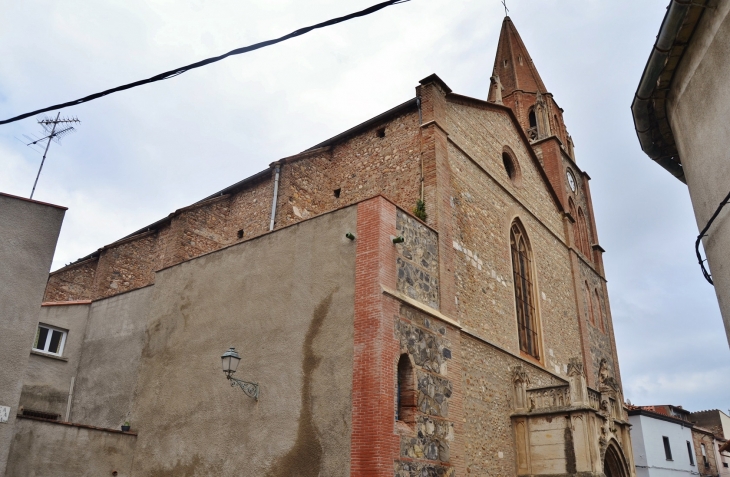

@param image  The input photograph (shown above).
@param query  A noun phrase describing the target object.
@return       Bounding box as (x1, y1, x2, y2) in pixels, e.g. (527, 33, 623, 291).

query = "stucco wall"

(629, 414, 696, 477)
(0, 193, 64, 477)
(69, 286, 153, 428)
(5, 417, 136, 477)
(20, 303, 90, 418)
(666, 1, 730, 347)
(127, 206, 356, 476)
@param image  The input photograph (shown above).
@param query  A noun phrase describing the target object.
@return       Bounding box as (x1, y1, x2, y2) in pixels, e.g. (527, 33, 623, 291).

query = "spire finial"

(501, 0, 509, 17)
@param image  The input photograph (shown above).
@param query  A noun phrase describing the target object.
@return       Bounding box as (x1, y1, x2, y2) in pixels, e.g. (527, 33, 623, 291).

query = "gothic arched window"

(594, 290, 604, 332)
(511, 221, 540, 359)
(586, 281, 595, 325)
(577, 207, 590, 257)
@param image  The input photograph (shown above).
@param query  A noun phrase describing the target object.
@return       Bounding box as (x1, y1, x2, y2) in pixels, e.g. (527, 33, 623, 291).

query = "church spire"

(488, 16, 547, 101)
(487, 16, 573, 151)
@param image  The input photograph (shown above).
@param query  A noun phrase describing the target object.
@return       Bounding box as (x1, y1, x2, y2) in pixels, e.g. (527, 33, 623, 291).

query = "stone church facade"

(5, 17, 634, 477)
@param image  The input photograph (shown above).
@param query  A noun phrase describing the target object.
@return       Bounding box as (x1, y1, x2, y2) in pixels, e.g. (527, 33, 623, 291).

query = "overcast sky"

(1, 0, 727, 413)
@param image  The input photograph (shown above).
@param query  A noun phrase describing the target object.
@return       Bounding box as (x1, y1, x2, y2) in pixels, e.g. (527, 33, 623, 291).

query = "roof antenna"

(501, 0, 509, 16)
(24, 112, 80, 199)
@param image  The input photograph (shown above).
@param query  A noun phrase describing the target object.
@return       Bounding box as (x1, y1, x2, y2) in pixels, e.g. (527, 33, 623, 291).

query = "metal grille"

(511, 223, 539, 359)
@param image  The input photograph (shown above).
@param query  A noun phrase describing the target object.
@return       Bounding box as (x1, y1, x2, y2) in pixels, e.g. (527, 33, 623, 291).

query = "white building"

(629, 408, 699, 477)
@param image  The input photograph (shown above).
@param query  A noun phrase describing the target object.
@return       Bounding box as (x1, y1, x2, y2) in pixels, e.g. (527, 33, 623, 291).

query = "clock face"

(567, 170, 576, 192)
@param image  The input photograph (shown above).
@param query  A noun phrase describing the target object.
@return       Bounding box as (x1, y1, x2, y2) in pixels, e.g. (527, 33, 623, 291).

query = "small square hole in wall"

(333, 188, 341, 198)
(376, 128, 386, 138)
(237, 229, 244, 239)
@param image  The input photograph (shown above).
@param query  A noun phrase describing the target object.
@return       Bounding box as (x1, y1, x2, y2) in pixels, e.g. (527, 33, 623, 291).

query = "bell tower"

(488, 16, 574, 157)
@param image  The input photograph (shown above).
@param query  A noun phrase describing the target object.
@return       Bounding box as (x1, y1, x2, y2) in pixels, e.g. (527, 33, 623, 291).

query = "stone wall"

(460, 334, 563, 476)
(395, 210, 440, 309)
(395, 304, 458, 476)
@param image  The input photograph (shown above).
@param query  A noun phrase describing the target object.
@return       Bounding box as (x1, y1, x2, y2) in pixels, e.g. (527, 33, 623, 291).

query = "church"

(4, 17, 635, 477)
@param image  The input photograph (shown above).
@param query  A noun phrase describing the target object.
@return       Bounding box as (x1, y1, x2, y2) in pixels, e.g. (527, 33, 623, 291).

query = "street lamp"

(221, 347, 259, 400)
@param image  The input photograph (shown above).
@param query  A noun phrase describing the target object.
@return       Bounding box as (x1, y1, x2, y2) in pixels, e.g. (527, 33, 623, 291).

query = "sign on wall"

(0, 406, 10, 423)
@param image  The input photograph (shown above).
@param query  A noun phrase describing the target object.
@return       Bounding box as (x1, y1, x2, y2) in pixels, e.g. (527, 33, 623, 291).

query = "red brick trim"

(41, 300, 92, 306)
(351, 197, 400, 476)
(0, 191, 67, 210)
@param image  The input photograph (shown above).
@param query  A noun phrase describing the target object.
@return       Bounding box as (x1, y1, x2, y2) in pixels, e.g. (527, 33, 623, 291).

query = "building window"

(585, 281, 595, 325)
(396, 354, 416, 425)
(701, 443, 708, 467)
(577, 207, 590, 257)
(503, 153, 515, 180)
(594, 290, 604, 332)
(510, 221, 540, 359)
(663, 436, 673, 460)
(687, 441, 694, 465)
(33, 324, 67, 356)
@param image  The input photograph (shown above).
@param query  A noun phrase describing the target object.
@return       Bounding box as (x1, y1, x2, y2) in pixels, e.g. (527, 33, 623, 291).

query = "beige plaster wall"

(0, 193, 64, 477)
(128, 205, 356, 476)
(5, 417, 136, 477)
(69, 286, 153, 428)
(666, 1, 730, 347)
(20, 303, 90, 418)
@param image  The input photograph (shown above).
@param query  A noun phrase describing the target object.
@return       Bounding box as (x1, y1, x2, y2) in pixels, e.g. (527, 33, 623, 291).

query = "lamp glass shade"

(221, 347, 241, 374)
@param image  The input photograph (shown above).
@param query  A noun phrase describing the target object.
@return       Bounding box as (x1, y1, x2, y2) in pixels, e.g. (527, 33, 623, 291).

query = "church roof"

(490, 16, 548, 97)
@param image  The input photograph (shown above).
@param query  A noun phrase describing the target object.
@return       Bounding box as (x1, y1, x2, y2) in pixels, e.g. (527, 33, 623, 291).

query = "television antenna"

(25, 112, 80, 199)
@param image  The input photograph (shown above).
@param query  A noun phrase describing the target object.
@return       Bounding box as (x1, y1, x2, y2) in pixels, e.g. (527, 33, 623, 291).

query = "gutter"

(631, 0, 709, 184)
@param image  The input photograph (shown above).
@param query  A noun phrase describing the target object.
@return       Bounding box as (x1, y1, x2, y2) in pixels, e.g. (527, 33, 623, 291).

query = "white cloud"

(1, 0, 727, 411)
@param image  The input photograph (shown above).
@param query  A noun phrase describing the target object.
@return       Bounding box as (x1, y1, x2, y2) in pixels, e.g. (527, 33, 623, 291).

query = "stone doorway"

(604, 442, 628, 477)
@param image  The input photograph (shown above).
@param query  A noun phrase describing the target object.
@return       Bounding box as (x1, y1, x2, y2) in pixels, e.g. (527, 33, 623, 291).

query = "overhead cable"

(0, 0, 411, 126)
(695, 188, 730, 285)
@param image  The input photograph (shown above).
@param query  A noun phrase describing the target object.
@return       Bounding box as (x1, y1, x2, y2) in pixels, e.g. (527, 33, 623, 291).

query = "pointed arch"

(595, 289, 604, 332)
(585, 281, 594, 325)
(604, 439, 630, 477)
(510, 219, 540, 359)
(577, 207, 590, 257)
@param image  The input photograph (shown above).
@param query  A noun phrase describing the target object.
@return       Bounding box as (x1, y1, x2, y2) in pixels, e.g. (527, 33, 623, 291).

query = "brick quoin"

(351, 196, 400, 476)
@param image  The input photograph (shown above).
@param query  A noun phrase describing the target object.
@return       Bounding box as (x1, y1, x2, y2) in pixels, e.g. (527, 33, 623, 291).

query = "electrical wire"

(695, 188, 730, 285)
(0, 0, 411, 126)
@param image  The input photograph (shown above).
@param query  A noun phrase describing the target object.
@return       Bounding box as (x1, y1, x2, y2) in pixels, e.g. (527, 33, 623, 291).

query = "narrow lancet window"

(396, 354, 416, 424)
(511, 221, 539, 359)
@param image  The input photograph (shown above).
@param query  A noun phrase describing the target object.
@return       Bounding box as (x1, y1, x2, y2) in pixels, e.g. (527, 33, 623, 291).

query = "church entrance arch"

(603, 441, 629, 477)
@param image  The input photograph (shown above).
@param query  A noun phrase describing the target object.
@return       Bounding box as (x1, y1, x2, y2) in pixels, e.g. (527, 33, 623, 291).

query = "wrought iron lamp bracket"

(227, 374, 259, 400)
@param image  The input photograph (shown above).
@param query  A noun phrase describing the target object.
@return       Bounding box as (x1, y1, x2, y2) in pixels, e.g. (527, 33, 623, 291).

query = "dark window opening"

(376, 128, 386, 138)
(529, 110, 537, 129)
(237, 229, 244, 239)
(702, 443, 708, 467)
(22, 408, 60, 420)
(503, 153, 515, 180)
(334, 188, 341, 198)
(396, 354, 416, 424)
(687, 441, 694, 466)
(511, 222, 539, 359)
(663, 436, 673, 461)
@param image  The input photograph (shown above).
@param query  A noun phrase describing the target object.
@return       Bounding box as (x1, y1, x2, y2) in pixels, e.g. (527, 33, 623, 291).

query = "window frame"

(32, 323, 67, 357)
(663, 436, 673, 461)
(510, 220, 541, 360)
(687, 441, 695, 466)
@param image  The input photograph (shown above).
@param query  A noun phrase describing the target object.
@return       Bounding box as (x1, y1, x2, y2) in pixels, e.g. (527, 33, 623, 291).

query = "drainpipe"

(417, 97, 424, 202)
(269, 164, 281, 231)
(65, 376, 75, 422)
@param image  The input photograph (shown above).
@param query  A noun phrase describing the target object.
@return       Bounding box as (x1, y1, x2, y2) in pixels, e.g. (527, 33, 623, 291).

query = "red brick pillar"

(351, 196, 401, 476)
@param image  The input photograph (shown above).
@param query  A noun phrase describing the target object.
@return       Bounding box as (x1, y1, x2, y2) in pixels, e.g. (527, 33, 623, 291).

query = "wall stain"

(564, 417, 577, 475)
(265, 290, 336, 477)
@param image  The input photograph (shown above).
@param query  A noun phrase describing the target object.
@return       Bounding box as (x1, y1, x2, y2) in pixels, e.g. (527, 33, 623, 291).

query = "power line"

(695, 188, 730, 285)
(0, 0, 411, 126)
